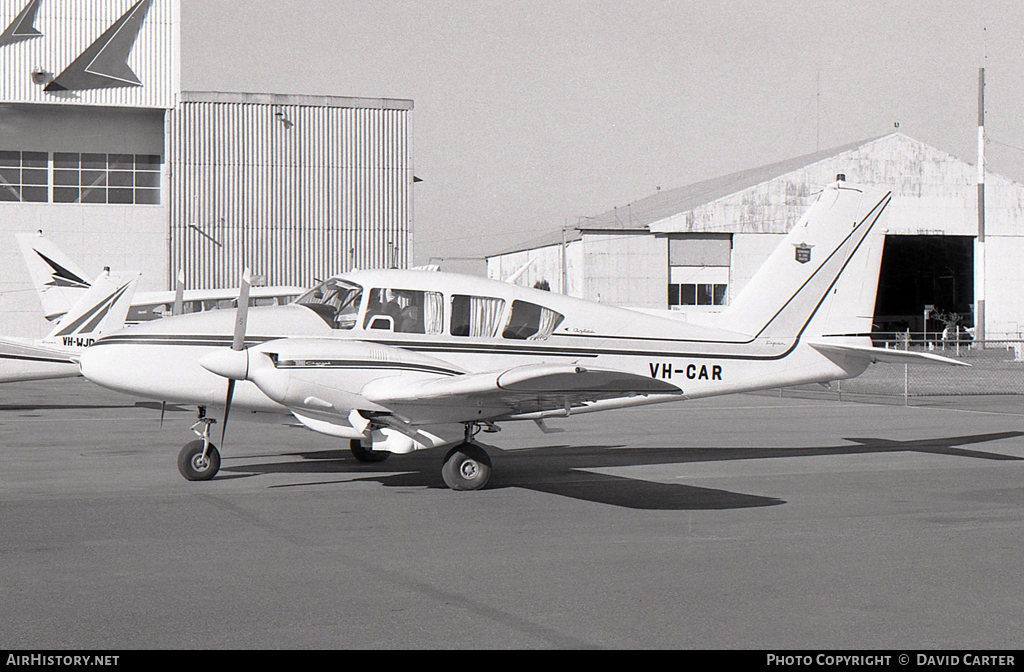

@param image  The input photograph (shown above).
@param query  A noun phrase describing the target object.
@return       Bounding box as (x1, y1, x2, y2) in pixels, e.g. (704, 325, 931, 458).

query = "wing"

(360, 363, 683, 424)
(221, 337, 682, 430)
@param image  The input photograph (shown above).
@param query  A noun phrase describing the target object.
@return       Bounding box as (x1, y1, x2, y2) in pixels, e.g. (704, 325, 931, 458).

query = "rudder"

(718, 181, 891, 342)
(16, 231, 92, 322)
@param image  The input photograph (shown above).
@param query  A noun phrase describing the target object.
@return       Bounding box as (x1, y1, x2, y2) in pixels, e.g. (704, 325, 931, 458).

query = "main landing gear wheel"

(349, 439, 390, 463)
(178, 439, 221, 481)
(441, 443, 492, 491)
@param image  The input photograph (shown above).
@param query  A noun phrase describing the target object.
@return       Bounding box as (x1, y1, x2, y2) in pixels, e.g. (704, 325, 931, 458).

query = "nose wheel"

(177, 416, 221, 481)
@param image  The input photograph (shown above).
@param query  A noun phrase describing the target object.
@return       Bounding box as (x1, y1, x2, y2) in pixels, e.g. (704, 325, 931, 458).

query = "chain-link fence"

(771, 338, 1024, 403)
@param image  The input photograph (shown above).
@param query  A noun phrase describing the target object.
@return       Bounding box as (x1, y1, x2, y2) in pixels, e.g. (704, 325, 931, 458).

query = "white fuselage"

(79, 269, 864, 425)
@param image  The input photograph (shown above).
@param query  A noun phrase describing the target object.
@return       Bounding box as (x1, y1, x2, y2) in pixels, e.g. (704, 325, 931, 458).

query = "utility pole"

(976, 67, 986, 343)
(561, 223, 568, 295)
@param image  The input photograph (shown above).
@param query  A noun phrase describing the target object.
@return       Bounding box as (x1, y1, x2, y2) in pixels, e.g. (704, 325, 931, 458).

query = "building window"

(53, 153, 161, 205)
(0, 151, 48, 202)
(668, 283, 727, 307)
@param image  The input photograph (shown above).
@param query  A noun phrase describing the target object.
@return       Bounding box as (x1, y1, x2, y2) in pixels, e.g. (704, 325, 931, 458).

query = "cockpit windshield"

(294, 278, 363, 329)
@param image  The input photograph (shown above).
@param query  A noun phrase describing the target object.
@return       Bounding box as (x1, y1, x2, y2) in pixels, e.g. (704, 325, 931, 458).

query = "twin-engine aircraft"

(78, 180, 965, 490)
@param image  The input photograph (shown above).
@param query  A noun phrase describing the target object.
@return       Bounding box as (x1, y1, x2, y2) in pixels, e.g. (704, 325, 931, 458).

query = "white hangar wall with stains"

(488, 133, 1024, 341)
(0, 0, 414, 338)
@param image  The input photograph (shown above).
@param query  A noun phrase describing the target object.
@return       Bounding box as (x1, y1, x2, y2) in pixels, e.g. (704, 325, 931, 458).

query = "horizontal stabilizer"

(44, 269, 139, 343)
(809, 341, 970, 367)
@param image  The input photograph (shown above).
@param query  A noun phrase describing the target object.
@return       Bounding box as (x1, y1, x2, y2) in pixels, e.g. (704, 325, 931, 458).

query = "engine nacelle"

(367, 426, 459, 455)
(370, 428, 421, 454)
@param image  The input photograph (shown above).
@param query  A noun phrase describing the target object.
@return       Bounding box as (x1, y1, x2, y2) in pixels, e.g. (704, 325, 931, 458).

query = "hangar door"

(873, 235, 974, 334)
(666, 233, 732, 310)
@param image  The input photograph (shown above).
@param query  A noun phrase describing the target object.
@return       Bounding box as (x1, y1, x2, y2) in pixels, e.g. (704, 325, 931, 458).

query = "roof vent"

(836, 173, 846, 182)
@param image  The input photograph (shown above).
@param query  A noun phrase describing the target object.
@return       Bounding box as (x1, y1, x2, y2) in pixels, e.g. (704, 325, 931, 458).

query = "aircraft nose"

(78, 346, 103, 382)
(199, 349, 249, 380)
(79, 343, 131, 392)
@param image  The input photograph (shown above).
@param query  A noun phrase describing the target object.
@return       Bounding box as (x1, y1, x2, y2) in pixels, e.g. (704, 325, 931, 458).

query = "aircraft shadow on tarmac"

(220, 430, 1024, 511)
(0, 400, 189, 412)
(0, 402, 138, 411)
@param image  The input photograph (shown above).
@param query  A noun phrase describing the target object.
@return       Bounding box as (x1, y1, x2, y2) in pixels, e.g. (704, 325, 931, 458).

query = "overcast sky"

(180, 0, 1024, 273)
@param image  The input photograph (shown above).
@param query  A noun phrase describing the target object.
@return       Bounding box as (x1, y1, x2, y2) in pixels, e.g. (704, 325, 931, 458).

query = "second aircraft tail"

(16, 230, 92, 322)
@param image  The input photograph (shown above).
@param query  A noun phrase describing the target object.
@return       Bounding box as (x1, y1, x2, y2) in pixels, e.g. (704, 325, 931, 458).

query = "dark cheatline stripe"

(90, 332, 778, 362)
(275, 360, 461, 376)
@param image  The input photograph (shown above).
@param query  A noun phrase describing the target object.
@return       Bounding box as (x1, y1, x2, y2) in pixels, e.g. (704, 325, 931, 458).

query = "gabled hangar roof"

(580, 134, 887, 232)
(491, 135, 882, 257)
(489, 226, 584, 257)
(489, 132, 978, 258)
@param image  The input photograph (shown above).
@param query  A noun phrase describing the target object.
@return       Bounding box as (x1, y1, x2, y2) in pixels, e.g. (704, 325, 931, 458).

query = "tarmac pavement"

(1, 378, 1022, 649)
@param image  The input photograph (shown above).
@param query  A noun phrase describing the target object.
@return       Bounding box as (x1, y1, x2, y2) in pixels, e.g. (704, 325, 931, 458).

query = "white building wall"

(487, 244, 558, 291)
(986, 236, 1024, 339)
(582, 231, 665, 308)
(486, 239, 583, 296)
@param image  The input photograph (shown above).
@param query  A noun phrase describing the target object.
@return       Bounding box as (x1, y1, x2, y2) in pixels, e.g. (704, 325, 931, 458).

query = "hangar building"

(0, 0, 414, 337)
(487, 133, 1024, 341)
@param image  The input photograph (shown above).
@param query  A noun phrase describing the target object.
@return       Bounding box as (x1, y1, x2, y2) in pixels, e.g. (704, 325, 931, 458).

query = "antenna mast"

(976, 67, 986, 343)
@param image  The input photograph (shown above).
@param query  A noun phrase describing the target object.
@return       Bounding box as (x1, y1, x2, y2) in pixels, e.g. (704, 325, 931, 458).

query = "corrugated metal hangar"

(488, 133, 1024, 341)
(0, 0, 414, 337)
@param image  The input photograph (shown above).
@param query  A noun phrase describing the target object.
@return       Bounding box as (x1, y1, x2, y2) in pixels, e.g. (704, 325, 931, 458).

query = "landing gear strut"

(178, 412, 221, 481)
(441, 423, 493, 491)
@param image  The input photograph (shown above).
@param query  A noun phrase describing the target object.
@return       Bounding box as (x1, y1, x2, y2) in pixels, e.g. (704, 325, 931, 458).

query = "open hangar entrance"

(872, 235, 974, 338)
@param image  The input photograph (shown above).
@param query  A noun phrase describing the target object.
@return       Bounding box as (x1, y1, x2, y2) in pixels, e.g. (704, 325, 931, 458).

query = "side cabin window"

(502, 300, 565, 341)
(363, 288, 443, 334)
(451, 295, 505, 337)
(294, 279, 363, 329)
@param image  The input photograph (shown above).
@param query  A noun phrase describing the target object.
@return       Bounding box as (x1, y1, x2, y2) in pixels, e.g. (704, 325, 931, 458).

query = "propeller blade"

(222, 267, 250, 448)
(221, 378, 235, 446)
(231, 267, 251, 351)
(172, 268, 185, 316)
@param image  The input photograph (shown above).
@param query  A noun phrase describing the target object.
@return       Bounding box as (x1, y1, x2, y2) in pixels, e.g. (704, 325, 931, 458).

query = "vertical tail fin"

(42, 269, 139, 346)
(719, 181, 891, 341)
(16, 231, 92, 322)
